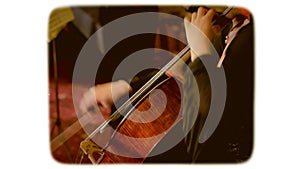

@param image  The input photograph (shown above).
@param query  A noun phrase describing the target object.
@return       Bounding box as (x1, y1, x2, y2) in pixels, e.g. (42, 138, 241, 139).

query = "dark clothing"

(136, 20, 254, 163)
(183, 21, 254, 162)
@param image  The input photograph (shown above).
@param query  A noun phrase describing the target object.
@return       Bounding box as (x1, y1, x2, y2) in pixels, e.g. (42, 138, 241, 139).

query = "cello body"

(80, 76, 183, 163)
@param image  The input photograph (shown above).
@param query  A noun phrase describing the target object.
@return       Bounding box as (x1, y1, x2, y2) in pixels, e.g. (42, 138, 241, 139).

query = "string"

(81, 6, 234, 160)
(101, 77, 171, 151)
(86, 45, 190, 139)
(89, 5, 234, 136)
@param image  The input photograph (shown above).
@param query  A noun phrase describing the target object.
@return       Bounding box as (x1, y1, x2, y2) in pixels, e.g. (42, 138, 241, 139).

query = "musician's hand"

(79, 80, 132, 115)
(184, 7, 221, 61)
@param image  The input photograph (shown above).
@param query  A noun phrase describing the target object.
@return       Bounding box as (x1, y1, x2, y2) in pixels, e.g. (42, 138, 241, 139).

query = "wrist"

(191, 42, 211, 62)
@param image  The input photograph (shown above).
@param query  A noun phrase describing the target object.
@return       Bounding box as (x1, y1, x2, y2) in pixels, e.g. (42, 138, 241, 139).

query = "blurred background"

(49, 6, 191, 163)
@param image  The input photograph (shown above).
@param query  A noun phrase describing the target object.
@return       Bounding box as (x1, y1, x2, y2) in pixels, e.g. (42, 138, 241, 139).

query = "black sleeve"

(188, 22, 254, 162)
(182, 56, 212, 161)
(128, 68, 169, 93)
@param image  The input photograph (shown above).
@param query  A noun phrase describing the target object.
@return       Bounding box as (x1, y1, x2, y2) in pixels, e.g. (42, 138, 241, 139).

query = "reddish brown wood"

(96, 77, 183, 163)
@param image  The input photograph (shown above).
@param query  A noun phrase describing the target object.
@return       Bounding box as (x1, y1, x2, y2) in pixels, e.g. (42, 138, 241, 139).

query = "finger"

(191, 12, 197, 22)
(205, 9, 217, 22)
(80, 89, 97, 112)
(99, 99, 110, 109)
(99, 106, 112, 117)
(80, 97, 94, 113)
(79, 97, 92, 113)
(197, 7, 208, 18)
(79, 100, 87, 113)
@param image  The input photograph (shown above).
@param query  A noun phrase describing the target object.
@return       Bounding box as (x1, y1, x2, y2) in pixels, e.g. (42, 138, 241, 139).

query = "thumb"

(99, 103, 112, 117)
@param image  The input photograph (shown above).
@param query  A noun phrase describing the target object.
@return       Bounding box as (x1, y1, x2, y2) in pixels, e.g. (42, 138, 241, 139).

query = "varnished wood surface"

(96, 77, 183, 163)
